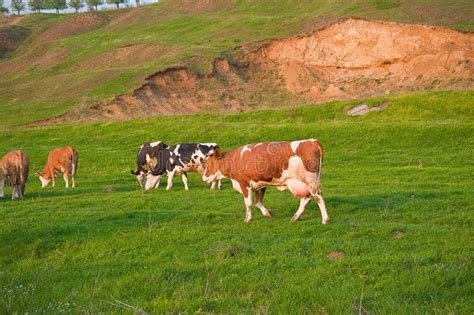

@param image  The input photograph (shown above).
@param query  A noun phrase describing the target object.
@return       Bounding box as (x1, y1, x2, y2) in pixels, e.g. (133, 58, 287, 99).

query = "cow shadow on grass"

(0, 179, 147, 201)
(1, 174, 212, 201)
(245, 190, 461, 223)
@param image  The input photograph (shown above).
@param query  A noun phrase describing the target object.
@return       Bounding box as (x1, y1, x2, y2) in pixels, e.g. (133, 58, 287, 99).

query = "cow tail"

(316, 142, 324, 194)
(72, 149, 78, 176)
(17, 152, 23, 186)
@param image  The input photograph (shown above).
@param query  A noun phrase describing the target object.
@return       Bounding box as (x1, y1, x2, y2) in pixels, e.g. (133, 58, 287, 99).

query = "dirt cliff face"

(249, 18, 473, 101)
(41, 18, 473, 123)
(67, 58, 297, 121)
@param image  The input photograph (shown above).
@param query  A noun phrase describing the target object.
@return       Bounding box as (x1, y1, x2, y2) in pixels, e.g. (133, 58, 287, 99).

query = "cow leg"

(0, 178, 4, 198)
(218, 179, 222, 190)
(12, 185, 19, 200)
(314, 189, 329, 224)
(17, 185, 23, 199)
(290, 197, 312, 222)
(181, 173, 189, 191)
(255, 188, 273, 218)
(241, 184, 253, 223)
(51, 171, 56, 188)
(154, 175, 163, 189)
(210, 180, 216, 191)
(166, 171, 175, 190)
(72, 174, 76, 188)
(63, 172, 69, 189)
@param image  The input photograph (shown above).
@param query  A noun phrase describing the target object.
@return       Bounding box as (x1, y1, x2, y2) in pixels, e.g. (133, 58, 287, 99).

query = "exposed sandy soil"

(49, 58, 297, 122)
(39, 18, 474, 123)
(248, 18, 473, 102)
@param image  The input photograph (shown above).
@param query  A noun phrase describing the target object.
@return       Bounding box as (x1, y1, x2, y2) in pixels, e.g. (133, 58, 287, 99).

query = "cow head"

(202, 149, 223, 184)
(144, 164, 166, 190)
(144, 172, 162, 190)
(198, 143, 219, 157)
(131, 170, 146, 189)
(35, 172, 50, 188)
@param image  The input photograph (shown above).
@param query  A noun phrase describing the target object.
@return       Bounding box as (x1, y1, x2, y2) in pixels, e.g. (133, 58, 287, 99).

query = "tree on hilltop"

(29, 0, 46, 12)
(107, 0, 125, 9)
(46, 0, 67, 13)
(69, 0, 84, 12)
(11, 0, 26, 15)
(86, 0, 102, 11)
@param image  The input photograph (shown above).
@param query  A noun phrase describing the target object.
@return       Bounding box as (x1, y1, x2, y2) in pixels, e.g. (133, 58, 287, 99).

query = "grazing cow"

(145, 143, 222, 191)
(36, 146, 78, 189)
(130, 141, 168, 189)
(201, 140, 329, 223)
(0, 150, 29, 200)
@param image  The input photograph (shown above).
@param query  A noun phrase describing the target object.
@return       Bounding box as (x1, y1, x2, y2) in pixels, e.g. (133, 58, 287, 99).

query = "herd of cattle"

(1, 139, 329, 223)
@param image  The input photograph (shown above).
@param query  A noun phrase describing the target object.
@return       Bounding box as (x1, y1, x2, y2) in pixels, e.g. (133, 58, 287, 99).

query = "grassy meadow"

(1, 90, 473, 313)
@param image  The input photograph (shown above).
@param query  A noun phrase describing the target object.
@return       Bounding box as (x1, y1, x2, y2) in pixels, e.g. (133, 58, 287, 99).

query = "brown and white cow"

(36, 146, 78, 189)
(201, 140, 329, 223)
(0, 150, 29, 200)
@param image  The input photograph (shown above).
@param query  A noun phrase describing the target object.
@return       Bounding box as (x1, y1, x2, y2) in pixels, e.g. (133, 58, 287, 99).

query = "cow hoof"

(264, 211, 273, 218)
(322, 219, 330, 225)
(290, 216, 299, 222)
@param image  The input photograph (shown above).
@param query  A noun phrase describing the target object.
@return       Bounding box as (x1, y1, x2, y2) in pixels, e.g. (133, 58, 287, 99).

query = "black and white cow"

(131, 141, 170, 189)
(145, 143, 222, 191)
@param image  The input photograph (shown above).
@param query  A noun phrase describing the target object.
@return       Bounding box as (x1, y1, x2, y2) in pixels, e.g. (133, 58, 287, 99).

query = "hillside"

(0, 0, 473, 126)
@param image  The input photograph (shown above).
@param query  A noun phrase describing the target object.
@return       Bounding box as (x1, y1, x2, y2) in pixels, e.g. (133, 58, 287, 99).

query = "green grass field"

(1, 90, 473, 313)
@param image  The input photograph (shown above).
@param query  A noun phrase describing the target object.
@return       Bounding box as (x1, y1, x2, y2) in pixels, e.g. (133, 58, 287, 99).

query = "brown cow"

(36, 146, 78, 189)
(0, 150, 29, 200)
(201, 140, 329, 223)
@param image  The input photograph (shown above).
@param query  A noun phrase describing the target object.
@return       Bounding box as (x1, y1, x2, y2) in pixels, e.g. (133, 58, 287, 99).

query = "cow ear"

(206, 148, 220, 157)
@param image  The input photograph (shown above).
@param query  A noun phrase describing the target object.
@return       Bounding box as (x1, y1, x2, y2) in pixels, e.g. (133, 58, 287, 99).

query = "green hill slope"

(0, 0, 473, 126)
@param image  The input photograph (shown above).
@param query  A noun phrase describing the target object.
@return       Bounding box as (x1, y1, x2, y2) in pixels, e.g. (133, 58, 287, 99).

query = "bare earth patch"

(327, 251, 345, 261)
(103, 185, 113, 193)
(393, 231, 405, 239)
(250, 18, 473, 102)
